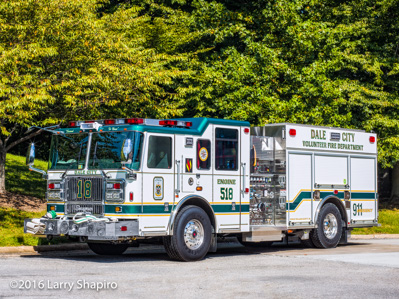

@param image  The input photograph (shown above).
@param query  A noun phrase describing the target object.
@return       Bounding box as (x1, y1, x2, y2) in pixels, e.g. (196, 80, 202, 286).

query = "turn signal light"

(48, 183, 55, 189)
(115, 207, 122, 212)
(113, 183, 121, 189)
(196, 186, 203, 191)
(50, 206, 56, 211)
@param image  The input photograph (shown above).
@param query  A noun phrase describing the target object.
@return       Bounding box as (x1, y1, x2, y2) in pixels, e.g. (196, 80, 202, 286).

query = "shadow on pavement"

(18, 239, 371, 263)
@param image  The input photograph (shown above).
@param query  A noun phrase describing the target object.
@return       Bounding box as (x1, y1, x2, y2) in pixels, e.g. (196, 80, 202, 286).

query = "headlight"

(47, 191, 62, 200)
(105, 181, 124, 202)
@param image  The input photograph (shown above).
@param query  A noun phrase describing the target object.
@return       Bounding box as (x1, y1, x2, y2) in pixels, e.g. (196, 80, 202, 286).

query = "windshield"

(48, 134, 88, 170)
(48, 131, 144, 170)
(88, 131, 143, 170)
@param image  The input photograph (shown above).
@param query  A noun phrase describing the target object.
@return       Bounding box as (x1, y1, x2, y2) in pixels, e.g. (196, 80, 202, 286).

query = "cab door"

(142, 134, 175, 229)
(213, 126, 241, 231)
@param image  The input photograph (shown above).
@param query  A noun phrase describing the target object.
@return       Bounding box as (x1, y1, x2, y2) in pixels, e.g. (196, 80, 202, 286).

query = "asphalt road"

(1, 238, 399, 299)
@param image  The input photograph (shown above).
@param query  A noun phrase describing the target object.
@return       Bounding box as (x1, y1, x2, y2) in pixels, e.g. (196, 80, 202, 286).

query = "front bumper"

(24, 218, 139, 241)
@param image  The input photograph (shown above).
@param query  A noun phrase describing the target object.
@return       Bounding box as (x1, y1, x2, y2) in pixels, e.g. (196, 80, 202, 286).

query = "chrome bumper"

(24, 218, 139, 241)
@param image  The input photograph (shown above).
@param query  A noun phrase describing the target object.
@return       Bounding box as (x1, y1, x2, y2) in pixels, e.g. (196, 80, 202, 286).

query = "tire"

(88, 242, 129, 255)
(301, 236, 316, 248)
(311, 203, 343, 249)
(164, 205, 211, 262)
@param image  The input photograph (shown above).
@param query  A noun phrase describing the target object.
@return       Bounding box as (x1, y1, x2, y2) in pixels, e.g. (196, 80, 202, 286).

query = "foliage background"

(0, 0, 398, 193)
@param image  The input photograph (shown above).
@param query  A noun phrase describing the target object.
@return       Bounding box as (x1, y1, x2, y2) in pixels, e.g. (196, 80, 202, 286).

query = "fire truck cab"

(25, 118, 378, 261)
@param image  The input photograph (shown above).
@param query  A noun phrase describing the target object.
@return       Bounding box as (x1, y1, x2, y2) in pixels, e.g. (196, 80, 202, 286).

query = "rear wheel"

(164, 205, 211, 262)
(301, 237, 316, 248)
(88, 242, 129, 255)
(311, 203, 343, 248)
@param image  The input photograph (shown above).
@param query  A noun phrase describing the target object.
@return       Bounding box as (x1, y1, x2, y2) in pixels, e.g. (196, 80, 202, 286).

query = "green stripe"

(287, 191, 376, 211)
(48, 203, 249, 215)
(47, 204, 65, 213)
(351, 192, 376, 199)
(287, 191, 312, 211)
(105, 205, 142, 214)
(212, 204, 249, 213)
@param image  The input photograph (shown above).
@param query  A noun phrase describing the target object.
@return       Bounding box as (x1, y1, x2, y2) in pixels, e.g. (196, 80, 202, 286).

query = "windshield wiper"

(92, 141, 110, 178)
(61, 140, 84, 179)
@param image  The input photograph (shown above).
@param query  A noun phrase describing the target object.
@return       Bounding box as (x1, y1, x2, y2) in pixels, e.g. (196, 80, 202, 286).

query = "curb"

(0, 243, 89, 255)
(350, 234, 399, 240)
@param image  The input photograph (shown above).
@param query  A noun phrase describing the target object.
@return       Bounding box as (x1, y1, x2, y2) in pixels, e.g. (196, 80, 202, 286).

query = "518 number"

(220, 187, 233, 200)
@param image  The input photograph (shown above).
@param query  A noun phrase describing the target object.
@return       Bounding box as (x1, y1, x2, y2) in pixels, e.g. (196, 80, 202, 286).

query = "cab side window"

(197, 139, 211, 170)
(215, 128, 238, 171)
(147, 136, 172, 169)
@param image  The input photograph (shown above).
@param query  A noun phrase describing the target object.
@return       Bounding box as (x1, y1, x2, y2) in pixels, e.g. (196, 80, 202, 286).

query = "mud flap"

(208, 227, 217, 253)
(339, 228, 350, 245)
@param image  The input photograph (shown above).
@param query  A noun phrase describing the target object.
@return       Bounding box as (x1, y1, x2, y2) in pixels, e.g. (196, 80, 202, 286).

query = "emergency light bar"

(68, 118, 192, 128)
(159, 120, 192, 128)
(69, 118, 145, 127)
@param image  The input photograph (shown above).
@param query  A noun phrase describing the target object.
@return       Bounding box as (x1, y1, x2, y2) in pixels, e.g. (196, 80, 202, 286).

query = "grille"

(66, 203, 103, 215)
(65, 177, 104, 215)
(65, 177, 104, 202)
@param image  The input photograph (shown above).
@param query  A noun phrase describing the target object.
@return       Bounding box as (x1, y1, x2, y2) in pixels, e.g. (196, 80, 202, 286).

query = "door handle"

(175, 160, 180, 194)
(241, 162, 246, 196)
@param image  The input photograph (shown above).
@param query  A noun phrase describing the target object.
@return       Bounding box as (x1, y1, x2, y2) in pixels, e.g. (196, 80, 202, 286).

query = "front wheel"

(88, 242, 129, 255)
(311, 203, 343, 248)
(164, 205, 211, 262)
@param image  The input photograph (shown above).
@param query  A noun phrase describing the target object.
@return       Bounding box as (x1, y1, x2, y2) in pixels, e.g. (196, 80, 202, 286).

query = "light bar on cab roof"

(159, 120, 192, 128)
(68, 118, 191, 128)
(68, 118, 145, 127)
(125, 118, 144, 124)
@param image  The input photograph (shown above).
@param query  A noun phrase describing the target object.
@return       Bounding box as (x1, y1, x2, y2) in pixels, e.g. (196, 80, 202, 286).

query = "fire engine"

(24, 118, 378, 261)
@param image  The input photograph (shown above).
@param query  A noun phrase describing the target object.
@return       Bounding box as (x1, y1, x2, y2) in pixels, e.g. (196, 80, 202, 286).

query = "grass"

(1, 154, 73, 246)
(352, 209, 399, 235)
(1, 154, 398, 247)
(0, 207, 75, 246)
(0, 207, 45, 246)
(6, 153, 47, 199)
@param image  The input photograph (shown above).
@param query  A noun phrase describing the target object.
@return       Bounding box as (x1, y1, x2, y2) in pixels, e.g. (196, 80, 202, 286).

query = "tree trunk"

(391, 161, 399, 203)
(0, 150, 6, 194)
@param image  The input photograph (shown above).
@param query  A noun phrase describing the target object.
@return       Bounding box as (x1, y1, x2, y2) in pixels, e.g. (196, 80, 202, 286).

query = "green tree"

(171, 0, 399, 198)
(0, 0, 189, 193)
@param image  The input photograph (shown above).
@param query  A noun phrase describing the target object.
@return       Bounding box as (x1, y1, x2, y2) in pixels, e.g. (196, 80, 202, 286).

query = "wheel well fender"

(314, 195, 348, 227)
(168, 195, 216, 234)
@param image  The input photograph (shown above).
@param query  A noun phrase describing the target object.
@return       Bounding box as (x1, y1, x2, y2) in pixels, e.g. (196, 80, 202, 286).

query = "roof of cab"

(58, 118, 250, 135)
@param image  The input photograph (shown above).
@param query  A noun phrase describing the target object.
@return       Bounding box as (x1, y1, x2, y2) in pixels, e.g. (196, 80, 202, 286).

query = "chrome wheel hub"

(323, 213, 338, 239)
(184, 219, 204, 250)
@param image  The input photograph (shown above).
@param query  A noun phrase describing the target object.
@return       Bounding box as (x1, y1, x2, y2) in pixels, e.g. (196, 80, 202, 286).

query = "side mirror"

(26, 143, 46, 178)
(121, 139, 133, 163)
(26, 143, 35, 166)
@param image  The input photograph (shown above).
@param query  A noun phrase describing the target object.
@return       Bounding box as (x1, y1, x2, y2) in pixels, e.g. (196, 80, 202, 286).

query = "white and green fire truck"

(24, 118, 378, 261)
